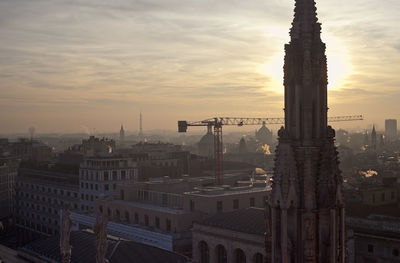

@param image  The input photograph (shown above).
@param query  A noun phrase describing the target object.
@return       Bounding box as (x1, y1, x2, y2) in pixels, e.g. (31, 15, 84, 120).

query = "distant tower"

(119, 125, 125, 142)
(371, 125, 377, 149)
(363, 130, 369, 146)
(385, 119, 397, 142)
(138, 112, 144, 140)
(239, 137, 248, 154)
(268, 0, 346, 262)
(28, 127, 35, 141)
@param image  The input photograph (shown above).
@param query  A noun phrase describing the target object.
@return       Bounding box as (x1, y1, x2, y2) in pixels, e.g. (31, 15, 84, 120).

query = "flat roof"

(184, 185, 269, 197)
(110, 200, 190, 215)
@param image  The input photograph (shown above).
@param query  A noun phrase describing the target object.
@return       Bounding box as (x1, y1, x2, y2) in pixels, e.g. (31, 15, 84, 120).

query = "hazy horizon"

(1, 0, 399, 134)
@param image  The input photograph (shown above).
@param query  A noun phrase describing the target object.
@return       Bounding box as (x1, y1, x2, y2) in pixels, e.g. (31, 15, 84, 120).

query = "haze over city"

(1, 0, 399, 133)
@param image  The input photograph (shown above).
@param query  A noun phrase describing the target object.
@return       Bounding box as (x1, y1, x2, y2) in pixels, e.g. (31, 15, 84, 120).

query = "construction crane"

(178, 115, 363, 185)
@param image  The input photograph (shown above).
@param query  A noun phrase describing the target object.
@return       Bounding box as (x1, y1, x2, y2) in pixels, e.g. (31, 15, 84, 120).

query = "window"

(392, 192, 396, 200)
(85, 183, 88, 189)
(113, 171, 117, 180)
(144, 215, 149, 226)
(121, 170, 126, 180)
(104, 172, 109, 181)
(190, 200, 195, 211)
(217, 201, 223, 212)
(216, 245, 227, 263)
(250, 197, 255, 207)
(107, 208, 111, 217)
(120, 190, 125, 200)
(134, 213, 139, 224)
(116, 209, 120, 219)
(254, 253, 263, 263)
(166, 219, 171, 232)
(235, 249, 246, 263)
(368, 244, 374, 253)
(372, 194, 375, 203)
(104, 184, 109, 191)
(113, 184, 116, 190)
(95, 184, 98, 190)
(155, 217, 160, 228)
(233, 199, 239, 209)
(199, 241, 209, 263)
(125, 211, 130, 222)
(393, 249, 399, 257)
(99, 206, 103, 213)
(382, 192, 386, 202)
(90, 184, 93, 190)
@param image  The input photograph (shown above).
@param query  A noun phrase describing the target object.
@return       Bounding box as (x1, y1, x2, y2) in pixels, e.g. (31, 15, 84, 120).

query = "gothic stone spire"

(269, 0, 346, 262)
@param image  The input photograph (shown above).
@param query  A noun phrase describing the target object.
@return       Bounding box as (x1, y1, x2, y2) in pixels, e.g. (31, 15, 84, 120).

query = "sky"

(0, 0, 399, 134)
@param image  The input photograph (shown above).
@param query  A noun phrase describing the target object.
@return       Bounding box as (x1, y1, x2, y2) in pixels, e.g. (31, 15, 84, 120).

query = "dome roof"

(198, 126, 214, 157)
(257, 123, 271, 136)
(199, 132, 214, 145)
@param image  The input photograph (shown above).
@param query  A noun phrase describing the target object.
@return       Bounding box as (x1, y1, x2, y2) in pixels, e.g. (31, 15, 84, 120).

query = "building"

(198, 126, 214, 159)
(385, 119, 398, 142)
(94, 176, 268, 256)
(255, 122, 273, 146)
(0, 138, 52, 163)
(192, 208, 267, 263)
(0, 162, 17, 224)
(79, 155, 138, 212)
(346, 202, 400, 263)
(80, 136, 116, 156)
(268, 0, 346, 261)
(15, 168, 79, 237)
(18, 231, 190, 263)
(117, 142, 191, 181)
(360, 186, 398, 206)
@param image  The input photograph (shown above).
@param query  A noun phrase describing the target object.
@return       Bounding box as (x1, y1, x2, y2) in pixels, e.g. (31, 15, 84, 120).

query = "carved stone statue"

(93, 215, 109, 263)
(265, 202, 272, 237)
(60, 205, 74, 263)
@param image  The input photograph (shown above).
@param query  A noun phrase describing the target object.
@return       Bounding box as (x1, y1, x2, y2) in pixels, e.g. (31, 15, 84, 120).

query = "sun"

(258, 34, 351, 93)
(324, 33, 352, 91)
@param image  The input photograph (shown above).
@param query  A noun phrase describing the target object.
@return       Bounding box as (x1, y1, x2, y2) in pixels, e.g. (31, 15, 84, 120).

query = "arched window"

(235, 249, 246, 263)
(125, 211, 130, 222)
(216, 244, 227, 263)
(253, 253, 263, 263)
(199, 241, 210, 263)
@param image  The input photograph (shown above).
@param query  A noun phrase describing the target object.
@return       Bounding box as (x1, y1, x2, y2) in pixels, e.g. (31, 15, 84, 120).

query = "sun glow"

(325, 34, 352, 91)
(258, 34, 351, 93)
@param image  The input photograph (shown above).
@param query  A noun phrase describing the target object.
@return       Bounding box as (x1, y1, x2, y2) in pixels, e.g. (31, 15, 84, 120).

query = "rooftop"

(17, 168, 78, 186)
(196, 207, 266, 236)
(19, 231, 189, 263)
(110, 200, 190, 215)
(185, 185, 268, 197)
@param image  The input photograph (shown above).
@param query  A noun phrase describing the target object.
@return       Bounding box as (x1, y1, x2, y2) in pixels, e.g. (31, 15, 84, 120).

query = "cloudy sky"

(0, 0, 399, 134)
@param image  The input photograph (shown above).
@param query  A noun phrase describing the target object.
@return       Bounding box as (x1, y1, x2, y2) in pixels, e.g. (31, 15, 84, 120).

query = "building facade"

(0, 162, 17, 222)
(94, 177, 268, 256)
(15, 169, 79, 236)
(79, 156, 138, 211)
(192, 208, 267, 263)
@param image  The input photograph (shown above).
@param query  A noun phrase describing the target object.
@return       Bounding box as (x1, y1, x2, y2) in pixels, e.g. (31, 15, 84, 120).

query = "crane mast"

(178, 115, 363, 185)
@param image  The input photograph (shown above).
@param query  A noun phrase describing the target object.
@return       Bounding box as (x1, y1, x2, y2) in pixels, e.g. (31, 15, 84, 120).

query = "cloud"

(0, 0, 399, 132)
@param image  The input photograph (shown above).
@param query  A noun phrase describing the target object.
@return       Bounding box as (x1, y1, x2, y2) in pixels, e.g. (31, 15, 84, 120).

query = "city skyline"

(0, 0, 399, 133)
